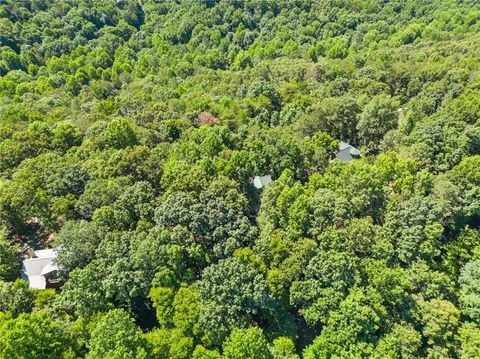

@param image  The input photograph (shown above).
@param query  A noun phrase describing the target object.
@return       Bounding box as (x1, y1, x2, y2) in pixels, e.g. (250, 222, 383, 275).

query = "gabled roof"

(22, 248, 58, 289)
(40, 262, 58, 276)
(33, 248, 56, 258)
(335, 141, 361, 161)
(252, 175, 273, 189)
(339, 141, 360, 155)
(338, 141, 351, 151)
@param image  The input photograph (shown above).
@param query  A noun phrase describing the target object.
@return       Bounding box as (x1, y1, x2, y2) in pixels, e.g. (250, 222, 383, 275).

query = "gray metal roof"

(337, 141, 360, 156)
(253, 175, 273, 189)
(335, 141, 361, 161)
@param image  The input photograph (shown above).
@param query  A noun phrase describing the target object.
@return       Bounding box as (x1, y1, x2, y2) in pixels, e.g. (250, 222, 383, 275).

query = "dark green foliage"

(290, 250, 359, 326)
(54, 220, 101, 275)
(0, 228, 18, 280)
(104, 118, 138, 149)
(197, 257, 273, 345)
(0, 279, 35, 316)
(53, 122, 82, 152)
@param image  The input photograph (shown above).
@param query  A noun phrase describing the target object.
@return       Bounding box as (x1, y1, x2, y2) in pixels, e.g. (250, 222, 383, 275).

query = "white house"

(252, 175, 273, 189)
(334, 141, 361, 162)
(22, 248, 59, 289)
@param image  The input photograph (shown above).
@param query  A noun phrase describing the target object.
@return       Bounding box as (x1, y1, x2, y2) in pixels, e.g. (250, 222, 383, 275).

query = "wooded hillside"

(0, 0, 479, 357)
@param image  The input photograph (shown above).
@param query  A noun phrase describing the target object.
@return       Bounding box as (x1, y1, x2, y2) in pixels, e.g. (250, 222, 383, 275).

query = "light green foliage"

(417, 298, 460, 356)
(56, 264, 111, 317)
(300, 95, 360, 140)
(173, 286, 202, 338)
(270, 337, 299, 359)
(145, 328, 194, 359)
(34, 288, 56, 309)
(192, 345, 222, 359)
(0, 0, 479, 357)
(75, 177, 131, 219)
(372, 323, 422, 359)
(54, 220, 101, 275)
(300, 131, 337, 175)
(357, 94, 400, 150)
(149, 287, 175, 328)
(144, 329, 171, 358)
(0, 312, 71, 358)
(458, 322, 480, 359)
(53, 122, 82, 152)
(223, 327, 272, 359)
(364, 260, 414, 316)
(459, 260, 480, 323)
(86, 309, 149, 359)
(304, 287, 387, 358)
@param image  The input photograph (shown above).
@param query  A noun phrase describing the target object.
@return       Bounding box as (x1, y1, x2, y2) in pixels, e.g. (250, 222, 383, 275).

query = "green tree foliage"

(145, 328, 194, 359)
(223, 327, 271, 359)
(53, 122, 82, 152)
(459, 322, 480, 359)
(290, 250, 359, 326)
(0, 279, 35, 316)
(271, 337, 299, 359)
(0, 228, 18, 280)
(0, 312, 72, 358)
(104, 118, 138, 149)
(54, 220, 101, 275)
(192, 345, 222, 359)
(304, 288, 387, 358)
(372, 323, 422, 359)
(0, 0, 479, 357)
(416, 298, 460, 357)
(86, 309, 149, 359)
(357, 94, 400, 151)
(149, 286, 175, 328)
(56, 264, 112, 317)
(197, 257, 272, 345)
(459, 260, 480, 323)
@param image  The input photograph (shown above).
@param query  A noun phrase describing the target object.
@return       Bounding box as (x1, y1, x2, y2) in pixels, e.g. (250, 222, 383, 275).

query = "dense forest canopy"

(0, 0, 480, 357)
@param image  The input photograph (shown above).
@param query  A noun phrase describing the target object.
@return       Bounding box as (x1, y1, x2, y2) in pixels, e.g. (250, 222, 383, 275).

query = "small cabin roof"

(33, 248, 56, 258)
(253, 175, 273, 189)
(335, 141, 361, 161)
(338, 141, 351, 150)
(40, 262, 58, 276)
(22, 248, 58, 289)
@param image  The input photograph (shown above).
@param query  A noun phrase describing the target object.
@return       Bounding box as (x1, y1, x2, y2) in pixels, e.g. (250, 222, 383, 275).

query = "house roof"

(338, 141, 351, 151)
(336, 141, 361, 159)
(40, 262, 58, 276)
(33, 248, 56, 258)
(253, 175, 273, 189)
(339, 141, 360, 154)
(22, 248, 57, 289)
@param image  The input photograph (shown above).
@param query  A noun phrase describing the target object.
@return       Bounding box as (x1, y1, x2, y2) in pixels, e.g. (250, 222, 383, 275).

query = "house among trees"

(252, 175, 273, 189)
(22, 248, 61, 289)
(334, 141, 361, 162)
